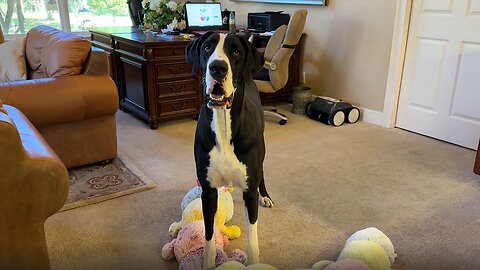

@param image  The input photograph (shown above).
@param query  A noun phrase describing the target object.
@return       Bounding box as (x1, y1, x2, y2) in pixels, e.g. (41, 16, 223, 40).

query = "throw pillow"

(26, 25, 91, 78)
(0, 37, 27, 82)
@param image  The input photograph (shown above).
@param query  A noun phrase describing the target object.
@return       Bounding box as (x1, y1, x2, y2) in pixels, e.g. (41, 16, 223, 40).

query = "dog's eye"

(204, 45, 211, 52)
(232, 50, 240, 56)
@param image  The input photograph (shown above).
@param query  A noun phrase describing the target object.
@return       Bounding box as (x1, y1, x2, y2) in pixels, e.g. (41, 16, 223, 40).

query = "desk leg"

(475, 140, 480, 175)
(150, 121, 159, 130)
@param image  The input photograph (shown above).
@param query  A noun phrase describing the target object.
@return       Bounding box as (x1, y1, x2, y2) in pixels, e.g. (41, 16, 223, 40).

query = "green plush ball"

(215, 261, 245, 270)
(246, 264, 278, 270)
(338, 240, 390, 270)
(324, 259, 370, 270)
(312, 260, 334, 270)
(215, 261, 278, 270)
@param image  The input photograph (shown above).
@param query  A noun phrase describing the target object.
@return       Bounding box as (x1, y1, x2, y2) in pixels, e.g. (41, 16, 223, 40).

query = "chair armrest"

(0, 105, 69, 224)
(264, 61, 278, 71)
(83, 47, 109, 76)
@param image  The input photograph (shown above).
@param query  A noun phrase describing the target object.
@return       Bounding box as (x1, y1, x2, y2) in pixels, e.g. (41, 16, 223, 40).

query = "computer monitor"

(185, 3, 223, 32)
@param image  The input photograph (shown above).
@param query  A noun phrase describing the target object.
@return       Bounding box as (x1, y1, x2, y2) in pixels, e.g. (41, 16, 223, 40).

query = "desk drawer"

(155, 62, 192, 80)
(157, 79, 197, 98)
(154, 46, 187, 58)
(158, 96, 198, 116)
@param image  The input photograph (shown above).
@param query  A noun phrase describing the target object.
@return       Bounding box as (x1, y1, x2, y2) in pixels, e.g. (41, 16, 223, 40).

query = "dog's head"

(186, 32, 264, 109)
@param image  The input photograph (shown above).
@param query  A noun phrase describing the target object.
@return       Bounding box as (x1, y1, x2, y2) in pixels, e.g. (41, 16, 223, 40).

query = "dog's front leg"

(202, 186, 218, 270)
(243, 188, 260, 265)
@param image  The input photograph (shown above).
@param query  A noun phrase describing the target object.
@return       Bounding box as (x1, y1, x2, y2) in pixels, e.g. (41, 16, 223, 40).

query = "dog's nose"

(209, 60, 228, 80)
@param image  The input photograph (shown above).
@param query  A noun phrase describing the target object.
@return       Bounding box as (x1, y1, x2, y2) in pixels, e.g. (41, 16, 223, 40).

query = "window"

(67, 0, 131, 31)
(0, 0, 131, 35)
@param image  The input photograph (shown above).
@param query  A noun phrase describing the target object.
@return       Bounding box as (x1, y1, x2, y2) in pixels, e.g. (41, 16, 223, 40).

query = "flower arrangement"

(141, 0, 186, 31)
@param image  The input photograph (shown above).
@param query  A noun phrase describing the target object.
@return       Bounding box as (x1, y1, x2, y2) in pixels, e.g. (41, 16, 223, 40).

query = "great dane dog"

(186, 32, 274, 269)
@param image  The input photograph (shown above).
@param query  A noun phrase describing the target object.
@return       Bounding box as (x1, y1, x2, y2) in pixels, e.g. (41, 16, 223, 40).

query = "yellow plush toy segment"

(337, 240, 390, 270)
(169, 198, 241, 240)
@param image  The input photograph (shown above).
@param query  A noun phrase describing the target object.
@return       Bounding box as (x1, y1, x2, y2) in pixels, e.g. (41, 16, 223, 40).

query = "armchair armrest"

(0, 75, 118, 127)
(0, 104, 69, 222)
(83, 46, 110, 76)
(0, 104, 69, 270)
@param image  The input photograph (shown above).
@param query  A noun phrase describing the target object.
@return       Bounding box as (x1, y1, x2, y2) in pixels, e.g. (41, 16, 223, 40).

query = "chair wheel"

(279, 119, 287, 125)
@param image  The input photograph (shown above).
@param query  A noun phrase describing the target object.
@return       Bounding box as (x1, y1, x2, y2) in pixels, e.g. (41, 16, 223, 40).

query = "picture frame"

(232, 0, 327, 6)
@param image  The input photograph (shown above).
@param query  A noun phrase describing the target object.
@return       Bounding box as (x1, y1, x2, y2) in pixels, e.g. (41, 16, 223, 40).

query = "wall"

(217, 0, 396, 112)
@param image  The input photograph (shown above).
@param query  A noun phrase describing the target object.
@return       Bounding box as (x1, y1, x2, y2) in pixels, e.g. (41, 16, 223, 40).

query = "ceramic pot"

(291, 85, 312, 115)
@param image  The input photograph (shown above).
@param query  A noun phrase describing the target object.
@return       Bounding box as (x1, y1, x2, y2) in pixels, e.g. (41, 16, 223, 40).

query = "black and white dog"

(186, 32, 274, 269)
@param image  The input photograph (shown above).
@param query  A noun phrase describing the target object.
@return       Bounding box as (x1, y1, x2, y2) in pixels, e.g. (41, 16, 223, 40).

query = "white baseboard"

(359, 108, 383, 126)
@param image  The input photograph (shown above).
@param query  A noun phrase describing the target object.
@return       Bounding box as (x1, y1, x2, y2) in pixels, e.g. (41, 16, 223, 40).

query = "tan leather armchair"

(0, 25, 119, 168)
(0, 102, 69, 270)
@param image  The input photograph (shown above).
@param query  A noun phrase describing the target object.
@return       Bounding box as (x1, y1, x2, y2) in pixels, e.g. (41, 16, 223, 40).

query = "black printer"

(247, 12, 290, 32)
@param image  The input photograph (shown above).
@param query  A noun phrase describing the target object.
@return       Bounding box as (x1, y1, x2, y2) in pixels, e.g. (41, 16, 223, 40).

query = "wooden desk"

(90, 27, 202, 129)
(89, 27, 304, 129)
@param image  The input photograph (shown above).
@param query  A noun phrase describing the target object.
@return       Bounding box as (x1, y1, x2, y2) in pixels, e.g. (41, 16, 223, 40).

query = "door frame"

(382, 0, 413, 128)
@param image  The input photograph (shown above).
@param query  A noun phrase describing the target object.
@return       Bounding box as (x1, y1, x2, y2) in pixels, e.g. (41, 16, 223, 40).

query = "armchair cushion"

(26, 25, 91, 78)
(0, 37, 27, 82)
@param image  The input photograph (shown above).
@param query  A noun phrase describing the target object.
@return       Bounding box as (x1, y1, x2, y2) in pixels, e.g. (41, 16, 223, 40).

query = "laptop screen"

(185, 3, 223, 31)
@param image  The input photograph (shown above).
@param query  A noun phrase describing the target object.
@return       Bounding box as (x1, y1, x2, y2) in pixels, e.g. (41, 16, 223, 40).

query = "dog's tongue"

(212, 83, 223, 96)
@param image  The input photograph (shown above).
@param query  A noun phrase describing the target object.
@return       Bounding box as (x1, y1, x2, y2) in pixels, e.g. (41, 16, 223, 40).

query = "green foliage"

(87, 0, 129, 16)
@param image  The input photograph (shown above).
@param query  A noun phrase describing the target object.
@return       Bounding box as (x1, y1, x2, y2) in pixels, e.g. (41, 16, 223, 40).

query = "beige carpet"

(62, 157, 157, 211)
(45, 104, 479, 270)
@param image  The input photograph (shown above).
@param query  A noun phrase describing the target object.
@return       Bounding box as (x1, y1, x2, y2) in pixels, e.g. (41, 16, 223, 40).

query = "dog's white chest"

(207, 109, 248, 190)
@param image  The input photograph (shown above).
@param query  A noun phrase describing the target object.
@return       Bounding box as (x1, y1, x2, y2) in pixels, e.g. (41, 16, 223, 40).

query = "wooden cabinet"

(90, 28, 202, 129)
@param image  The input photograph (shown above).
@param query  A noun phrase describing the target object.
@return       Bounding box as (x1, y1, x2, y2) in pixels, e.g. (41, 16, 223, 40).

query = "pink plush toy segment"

(161, 220, 228, 262)
(179, 248, 247, 270)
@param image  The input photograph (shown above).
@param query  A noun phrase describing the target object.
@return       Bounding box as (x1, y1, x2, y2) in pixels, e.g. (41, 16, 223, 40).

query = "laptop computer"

(184, 3, 228, 35)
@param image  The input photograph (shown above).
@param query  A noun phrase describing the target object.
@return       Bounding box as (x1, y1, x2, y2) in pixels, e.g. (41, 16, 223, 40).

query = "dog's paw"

(259, 196, 274, 208)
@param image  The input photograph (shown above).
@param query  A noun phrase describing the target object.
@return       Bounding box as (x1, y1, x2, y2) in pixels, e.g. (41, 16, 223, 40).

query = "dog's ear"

(239, 37, 265, 82)
(186, 31, 214, 76)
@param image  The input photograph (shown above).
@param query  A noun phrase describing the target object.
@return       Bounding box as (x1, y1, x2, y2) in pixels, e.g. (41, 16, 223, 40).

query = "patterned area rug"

(61, 155, 156, 211)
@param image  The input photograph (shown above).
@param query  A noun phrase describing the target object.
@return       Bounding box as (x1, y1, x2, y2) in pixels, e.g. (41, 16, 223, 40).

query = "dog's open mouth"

(207, 82, 233, 109)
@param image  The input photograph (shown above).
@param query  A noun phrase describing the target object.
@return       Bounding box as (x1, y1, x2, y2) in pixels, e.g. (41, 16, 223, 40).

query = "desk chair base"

(264, 109, 287, 125)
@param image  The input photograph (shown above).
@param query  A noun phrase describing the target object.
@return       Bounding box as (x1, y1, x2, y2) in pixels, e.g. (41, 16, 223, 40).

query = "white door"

(396, 0, 480, 149)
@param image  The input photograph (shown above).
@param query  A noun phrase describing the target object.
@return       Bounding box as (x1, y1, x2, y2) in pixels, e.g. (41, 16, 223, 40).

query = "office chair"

(127, 0, 144, 27)
(253, 9, 308, 125)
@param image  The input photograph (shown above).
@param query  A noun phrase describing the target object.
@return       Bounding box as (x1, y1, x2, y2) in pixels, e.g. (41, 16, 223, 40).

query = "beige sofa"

(0, 101, 69, 270)
(0, 25, 119, 168)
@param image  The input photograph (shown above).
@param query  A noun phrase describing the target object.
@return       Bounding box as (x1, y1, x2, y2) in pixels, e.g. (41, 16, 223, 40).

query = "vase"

(156, 26, 167, 33)
(291, 85, 312, 115)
